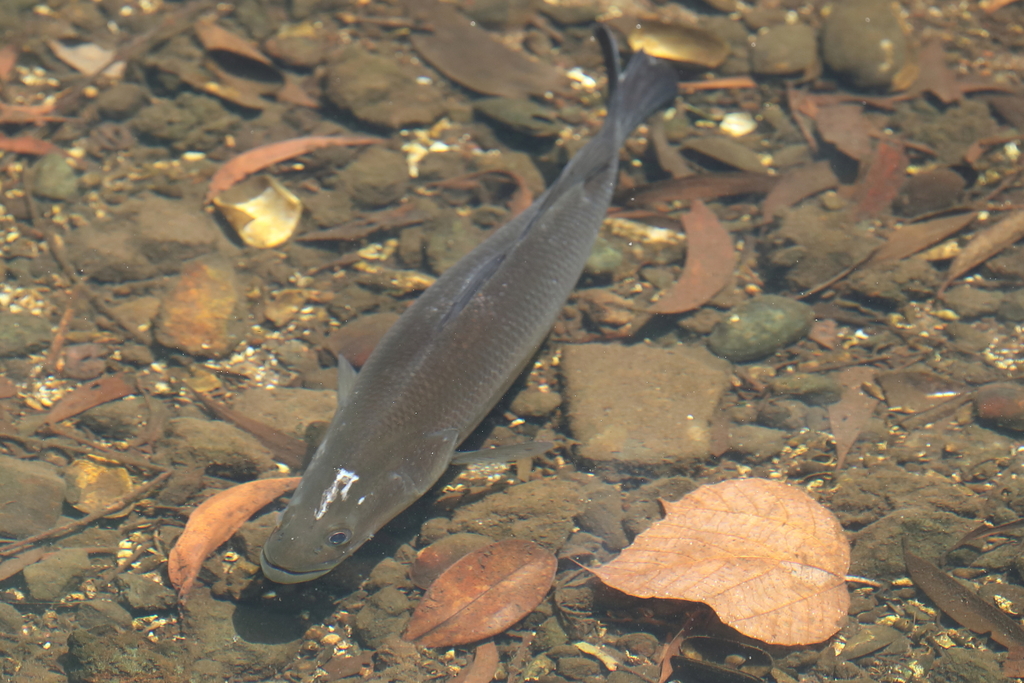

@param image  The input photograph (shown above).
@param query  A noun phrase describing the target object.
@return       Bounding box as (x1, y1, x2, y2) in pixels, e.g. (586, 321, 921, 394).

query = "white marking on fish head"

(313, 467, 360, 520)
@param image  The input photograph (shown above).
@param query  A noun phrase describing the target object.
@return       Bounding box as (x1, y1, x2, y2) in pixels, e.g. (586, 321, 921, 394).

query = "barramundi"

(261, 49, 678, 583)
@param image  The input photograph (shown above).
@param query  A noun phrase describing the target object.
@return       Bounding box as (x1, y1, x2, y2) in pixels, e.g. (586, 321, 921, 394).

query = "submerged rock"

(707, 295, 813, 362)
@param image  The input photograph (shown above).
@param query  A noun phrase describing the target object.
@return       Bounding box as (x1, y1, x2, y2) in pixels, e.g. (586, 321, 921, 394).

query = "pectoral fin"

(451, 441, 554, 466)
(336, 356, 357, 408)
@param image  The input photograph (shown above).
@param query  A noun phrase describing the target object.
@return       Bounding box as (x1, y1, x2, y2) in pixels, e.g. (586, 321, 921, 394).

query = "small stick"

(0, 470, 170, 557)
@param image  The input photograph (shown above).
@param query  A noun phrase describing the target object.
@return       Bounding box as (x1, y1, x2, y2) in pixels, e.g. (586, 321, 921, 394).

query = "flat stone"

(77, 395, 149, 441)
(163, 417, 276, 480)
(76, 599, 133, 631)
(230, 387, 337, 440)
(0, 602, 24, 633)
(0, 311, 52, 357)
(65, 223, 158, 283)
(561, 343, 730, 473)
(117, 574, 177, 611)
(23, 548, 93, 601)
(0, 456, 65, 538)
(128, 195, 222, 273)
(324, 47, 446, 129)
(707, 295, 814, 362)
(154, 256, 242, 358)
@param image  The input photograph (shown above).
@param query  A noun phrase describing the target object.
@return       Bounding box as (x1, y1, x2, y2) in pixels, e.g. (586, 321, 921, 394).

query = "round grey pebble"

(707, 295, 813, 362)
(31, 152, 79, 201)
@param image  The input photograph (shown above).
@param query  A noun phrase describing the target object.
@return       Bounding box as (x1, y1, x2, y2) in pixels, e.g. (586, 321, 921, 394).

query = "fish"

(260, 49, 679, 583)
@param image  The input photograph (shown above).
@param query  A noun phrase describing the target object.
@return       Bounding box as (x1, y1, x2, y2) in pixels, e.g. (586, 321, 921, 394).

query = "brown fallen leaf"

(851, 140, 908, 221)
(403, 539, 557, 647)
(593, 478, 850, 646)
(45, 373, 136, 425)
(193, 15, 274, 67)
(0, 134, 64, 156)
(168, 476, 300, 600)
(828, 366, 879, 471)
(411, 533, 495, 590)
(451, 642, 500, 683)
(401, 0, 565, 99)
(815, 104, 876, 161)
(205, 135, 385, 203)
(904, 546, 1024, 655)
(867, 211, 977, 265)
(761, 160, 839, 219)
(940, 210, 1024, 295)
(649, 201, 734, 315)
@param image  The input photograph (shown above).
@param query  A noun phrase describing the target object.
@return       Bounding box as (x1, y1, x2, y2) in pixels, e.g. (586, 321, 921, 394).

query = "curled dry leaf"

(403, 539, 557, 647)
(205, 135, 385, 203)
(592, 478, 850, 646)
(649, 200, 734, 315)
(168, 477, 300, 600)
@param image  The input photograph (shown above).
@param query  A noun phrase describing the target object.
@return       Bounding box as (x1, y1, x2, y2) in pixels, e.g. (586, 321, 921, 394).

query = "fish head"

(260, 428, 460, 583)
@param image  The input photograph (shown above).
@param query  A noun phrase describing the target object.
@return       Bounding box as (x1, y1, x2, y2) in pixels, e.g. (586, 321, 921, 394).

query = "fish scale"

(261, 50, 679, 583)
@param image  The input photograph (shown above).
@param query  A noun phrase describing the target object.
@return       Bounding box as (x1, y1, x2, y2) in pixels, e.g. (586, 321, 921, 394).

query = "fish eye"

(327, 530, 351, 546)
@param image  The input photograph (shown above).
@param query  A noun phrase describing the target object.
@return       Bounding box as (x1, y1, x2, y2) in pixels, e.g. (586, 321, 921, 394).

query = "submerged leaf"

(593, 478, 850, 645)
(403, 539, 557, 647)
(649, 200, 734, 314)
(168, 477, 300, 600)
(940, 210, 1024, 294)
(904, 547, 1024, 650)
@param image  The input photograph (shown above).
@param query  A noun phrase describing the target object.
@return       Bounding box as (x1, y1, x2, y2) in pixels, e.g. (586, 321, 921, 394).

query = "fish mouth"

(260, 548, 333, 584)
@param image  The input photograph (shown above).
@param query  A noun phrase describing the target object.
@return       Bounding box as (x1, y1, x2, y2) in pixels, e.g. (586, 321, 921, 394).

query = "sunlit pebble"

(720, 112, 757, 137)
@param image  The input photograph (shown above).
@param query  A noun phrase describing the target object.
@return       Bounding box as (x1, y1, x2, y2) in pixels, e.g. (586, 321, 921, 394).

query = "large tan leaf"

(593, 478, 849, 645)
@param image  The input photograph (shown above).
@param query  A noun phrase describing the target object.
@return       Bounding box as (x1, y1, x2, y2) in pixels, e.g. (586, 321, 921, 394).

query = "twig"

(45, 286, 81, 374)
(0, 470, 171, 557)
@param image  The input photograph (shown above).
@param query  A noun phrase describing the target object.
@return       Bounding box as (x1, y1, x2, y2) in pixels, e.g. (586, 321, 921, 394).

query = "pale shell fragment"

(720, 111, 757, 137)
(213, 175, 302, 249)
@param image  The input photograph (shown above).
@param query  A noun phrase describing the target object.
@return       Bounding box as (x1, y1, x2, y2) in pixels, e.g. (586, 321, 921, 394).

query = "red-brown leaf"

(940, 210, 1024, 294)
(45, 373, 136, 424)
(829, 366, 879, 470)
(815, 104, 876, 161)
(450, 642, 500, 683)
(593, 479, 850, 646)
(761, 160, 839, 219)
(0, 134, 64, 156)
(403, 539, 557, 647)
(868, 211, 977, 265)
(168, 477, 300, 601)
(852, 140, 908, 220)
(205, 135, 385, 202)
(649, 201, 735, 315)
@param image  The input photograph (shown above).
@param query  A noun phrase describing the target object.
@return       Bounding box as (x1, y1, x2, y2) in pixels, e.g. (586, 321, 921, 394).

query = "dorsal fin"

(595, 25, 621, 96)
